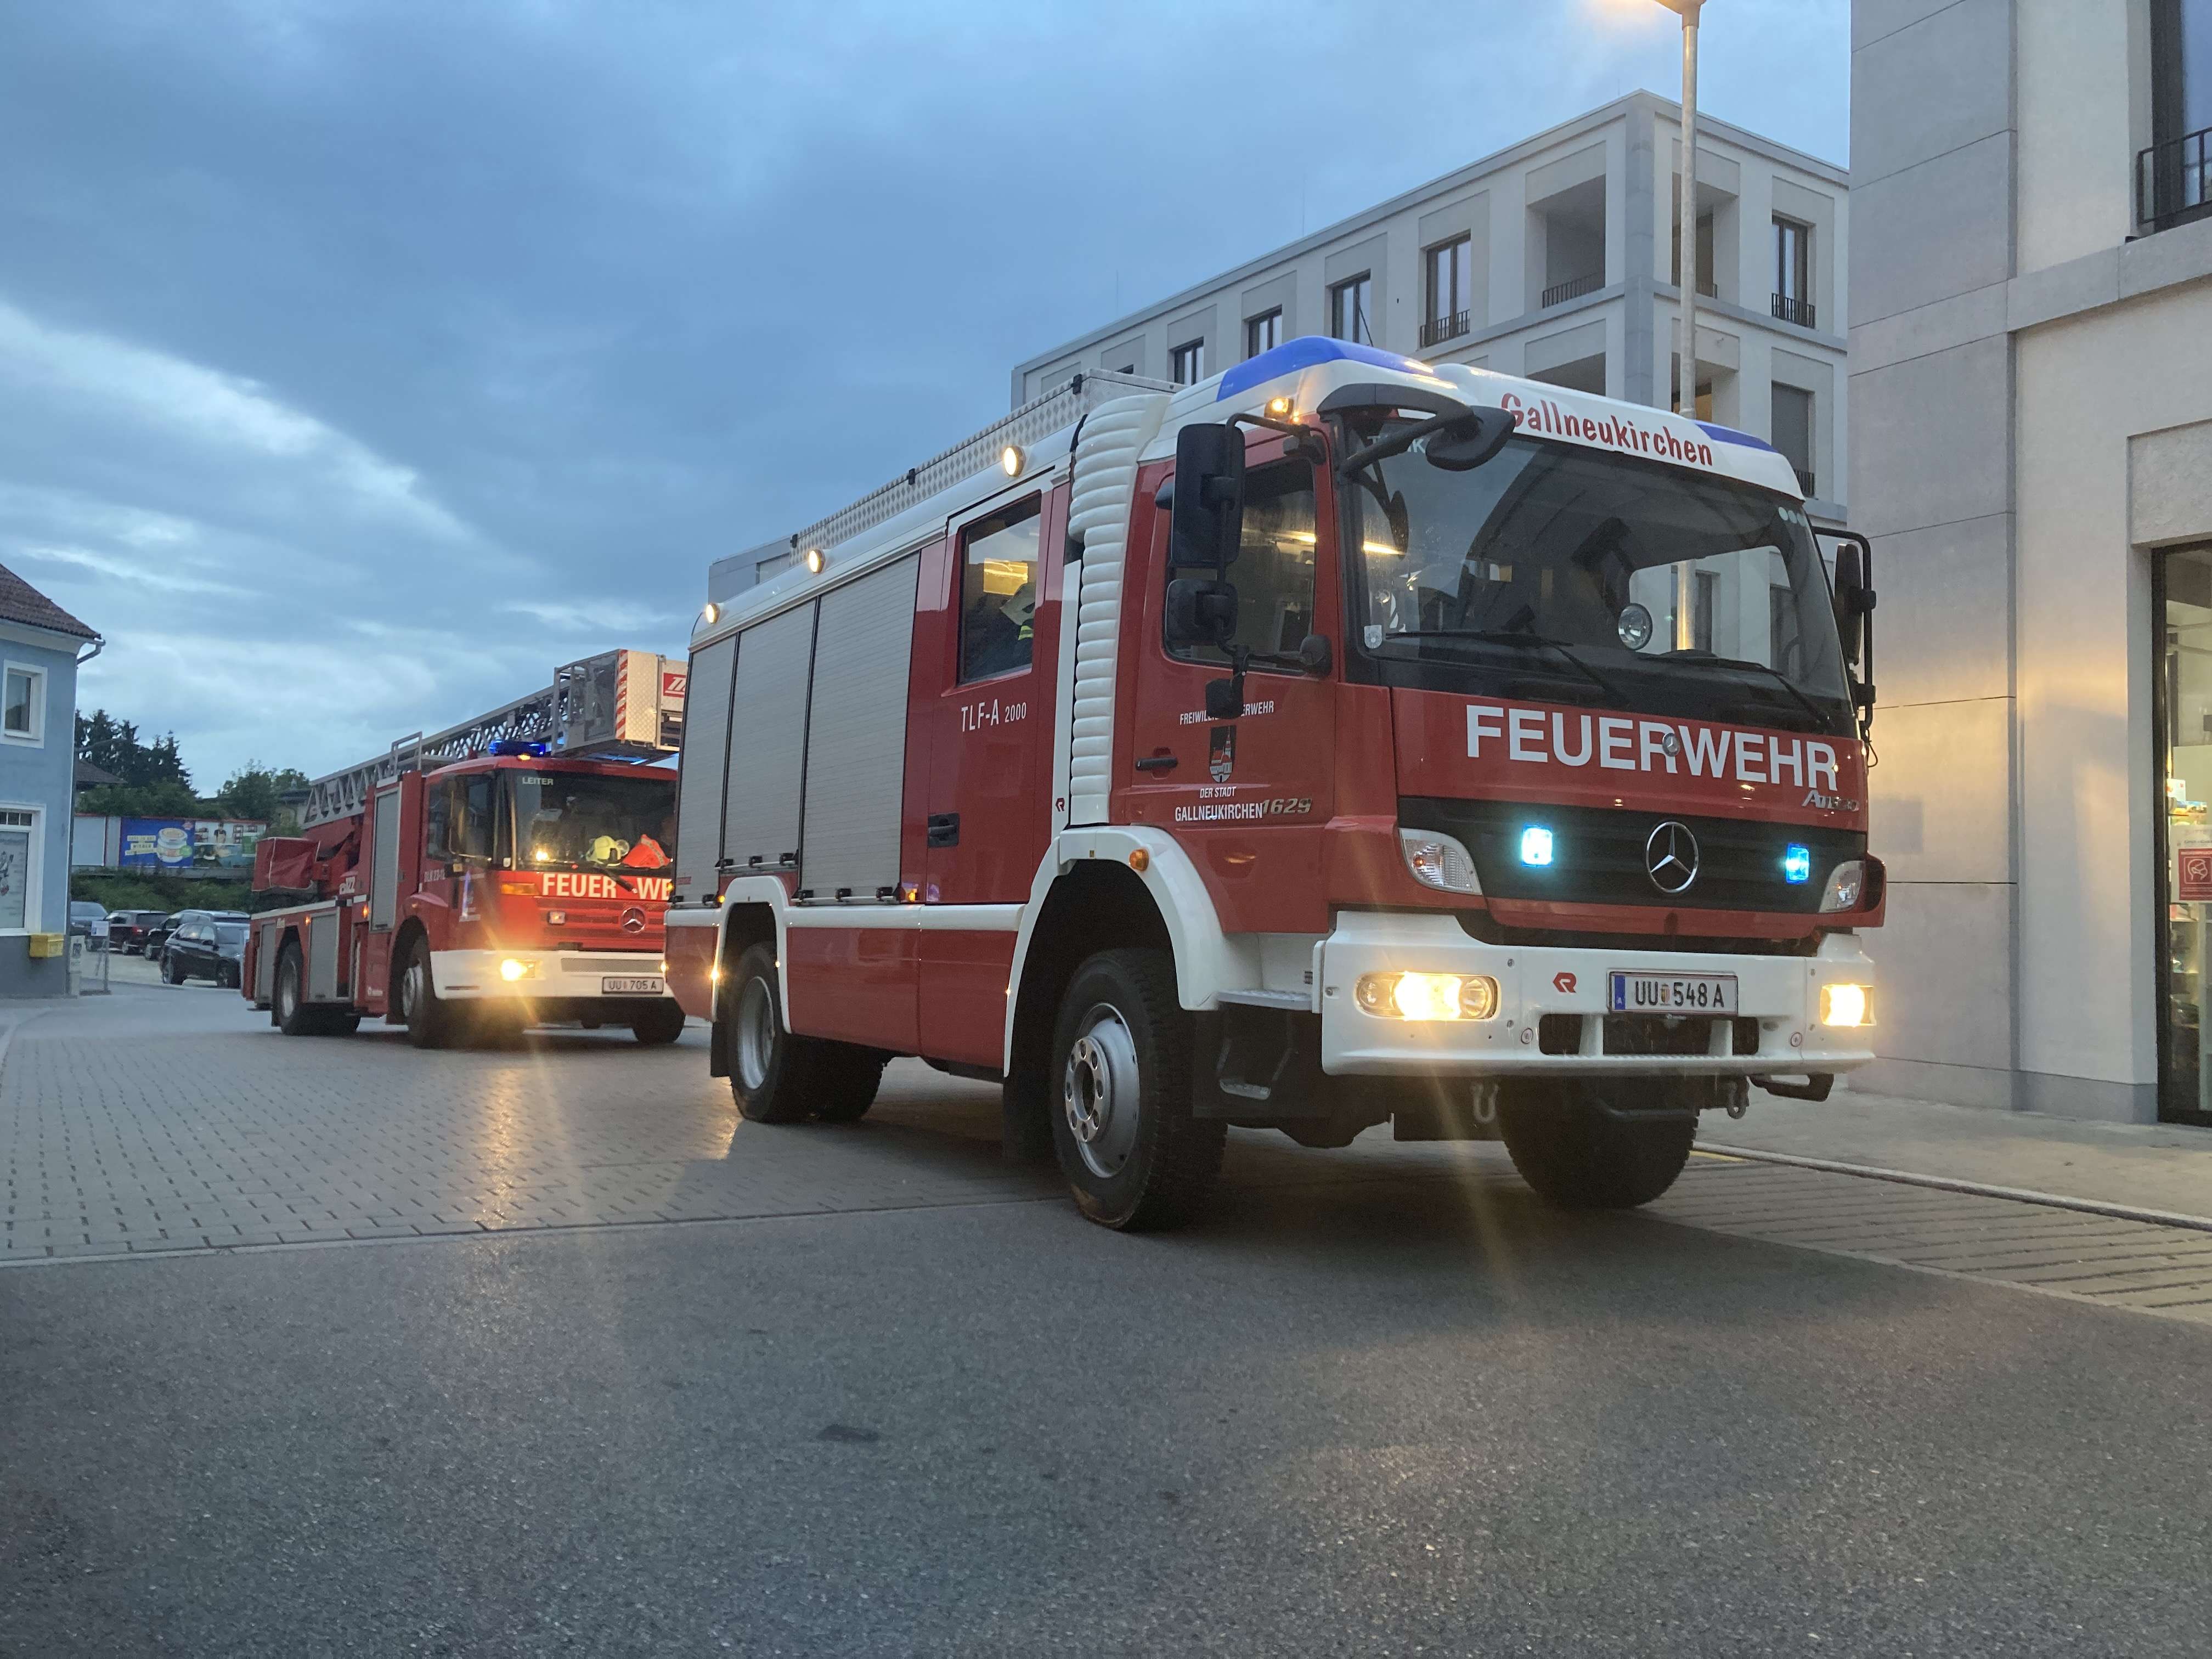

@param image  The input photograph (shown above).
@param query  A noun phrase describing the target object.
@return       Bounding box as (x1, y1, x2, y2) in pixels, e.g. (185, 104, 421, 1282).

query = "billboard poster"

(117, 819, 267, 871)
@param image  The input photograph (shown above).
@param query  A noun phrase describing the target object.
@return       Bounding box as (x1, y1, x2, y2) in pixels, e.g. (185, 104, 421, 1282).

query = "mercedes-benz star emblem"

(1644, 821, 1700, 895)
(620, 906, 646, 935)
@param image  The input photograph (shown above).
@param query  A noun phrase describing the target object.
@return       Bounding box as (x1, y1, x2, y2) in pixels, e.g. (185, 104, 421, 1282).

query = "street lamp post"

(1654, 0, 1703, 416)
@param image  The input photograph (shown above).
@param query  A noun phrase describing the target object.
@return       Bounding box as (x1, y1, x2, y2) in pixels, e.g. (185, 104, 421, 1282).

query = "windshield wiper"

(1384, 629, 1628, 706)
(1660, 651, 1834, 732)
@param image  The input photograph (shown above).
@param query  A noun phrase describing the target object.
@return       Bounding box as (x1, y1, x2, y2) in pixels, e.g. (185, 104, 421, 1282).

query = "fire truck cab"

(667, 341, 1882, 1230)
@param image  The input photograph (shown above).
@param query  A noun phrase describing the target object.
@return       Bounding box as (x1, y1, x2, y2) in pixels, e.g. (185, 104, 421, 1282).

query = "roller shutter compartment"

(799, 555, 919, 900)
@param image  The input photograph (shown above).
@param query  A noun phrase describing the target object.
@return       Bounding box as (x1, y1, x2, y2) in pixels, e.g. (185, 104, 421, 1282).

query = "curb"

(1695, 1141, 2212, 1237)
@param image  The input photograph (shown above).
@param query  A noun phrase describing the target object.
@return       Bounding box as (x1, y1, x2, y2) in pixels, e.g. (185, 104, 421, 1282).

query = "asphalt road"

(4, 991, 2210, 1655)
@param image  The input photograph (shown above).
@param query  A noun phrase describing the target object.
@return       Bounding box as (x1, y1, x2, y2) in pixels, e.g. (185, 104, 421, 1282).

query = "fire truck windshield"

(504, 772, 676, 874)
(1344, 428, 1853, 733)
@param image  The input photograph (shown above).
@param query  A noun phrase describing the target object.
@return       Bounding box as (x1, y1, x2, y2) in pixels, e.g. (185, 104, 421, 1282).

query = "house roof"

(75, 758, 121, 789)
(0, 561, 98, 642)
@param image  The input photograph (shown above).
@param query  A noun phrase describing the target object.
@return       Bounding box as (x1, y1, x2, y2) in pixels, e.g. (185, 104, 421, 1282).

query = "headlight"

(499, 957, 540, 982)
(1398, 828, 1480, 895)
(1819, 983, 1871, 1027)
(1355, 972, 1499, 1021)
(1820, 860, 1866, 913)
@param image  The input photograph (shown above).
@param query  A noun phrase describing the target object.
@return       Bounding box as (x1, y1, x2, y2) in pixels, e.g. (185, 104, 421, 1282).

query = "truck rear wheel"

(811, 1049, 887, 1124)
(274, 943, 352, 1037)
(630, 1001, 688, 1046)
(1497, 1080, 1697, 1209)
(399, 935, 458, 1050)
(1049, 949, 1225, 1232)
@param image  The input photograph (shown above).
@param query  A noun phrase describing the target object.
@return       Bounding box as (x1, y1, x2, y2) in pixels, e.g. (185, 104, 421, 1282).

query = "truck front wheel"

(1497, 1080, 1697, 1209)
(630, 1001, 688, 1046)
(726, 943, 821, 1123)
(399, 936, 458, 1050)
(1049, 949, 1225, 1232)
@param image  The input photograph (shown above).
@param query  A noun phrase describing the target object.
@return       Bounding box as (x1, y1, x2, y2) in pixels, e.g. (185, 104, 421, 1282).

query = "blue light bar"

(489, 740, 550, 758)
(1520, 826, 1554, 867)
(1783, 843, 1812, 884)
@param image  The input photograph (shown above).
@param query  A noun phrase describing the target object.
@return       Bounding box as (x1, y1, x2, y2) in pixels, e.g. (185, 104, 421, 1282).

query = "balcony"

(1541, 272, 1603, 309)
(2138, 125, 2212, 233)
(1771, 292, 1817, 329)
(1419, 309, 1470, 348)
(1793, 466, 1817, 498)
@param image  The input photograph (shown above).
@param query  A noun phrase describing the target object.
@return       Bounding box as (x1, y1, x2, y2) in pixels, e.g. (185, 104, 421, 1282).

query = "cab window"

(459, 775, 495, 861)
(1167, 457, 1318, 668)
(958, 497, 1041, 682)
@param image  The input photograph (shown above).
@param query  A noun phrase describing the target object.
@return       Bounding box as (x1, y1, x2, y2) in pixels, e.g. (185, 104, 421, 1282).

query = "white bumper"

(1317, 911, 1876, 1077)
(430, 949, 668, 1002)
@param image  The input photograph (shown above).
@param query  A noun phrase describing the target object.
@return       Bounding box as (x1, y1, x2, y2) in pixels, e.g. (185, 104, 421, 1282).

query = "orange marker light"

(1128, 848, 1149, 872)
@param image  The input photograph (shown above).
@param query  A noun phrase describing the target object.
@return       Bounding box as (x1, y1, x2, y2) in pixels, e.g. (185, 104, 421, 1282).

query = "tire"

(725, 943, 825, 1123)
(275, 945, 315, 1035)
(1497, 1080, 1698, 1209)
(630, 1001, 689, 1046)
(161, 954, 182, 986)
(811, 1049, 887, 1124)
(1048, 949, 1225, 1232)
(397, 935, 458, 1050)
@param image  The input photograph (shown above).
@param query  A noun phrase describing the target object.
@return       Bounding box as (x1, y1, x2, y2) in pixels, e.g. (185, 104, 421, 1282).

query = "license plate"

(1609, 972, 1737, 1014)
(602, 976, 664, 995)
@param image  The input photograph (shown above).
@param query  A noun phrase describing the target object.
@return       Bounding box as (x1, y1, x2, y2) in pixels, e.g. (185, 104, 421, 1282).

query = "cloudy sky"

(0, 0, 1847, 788)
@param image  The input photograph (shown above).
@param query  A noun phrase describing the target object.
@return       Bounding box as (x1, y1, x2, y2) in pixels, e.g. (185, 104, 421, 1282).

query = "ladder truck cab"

(665, 340, 1883, 1230)
(242, 649, 690, 1048)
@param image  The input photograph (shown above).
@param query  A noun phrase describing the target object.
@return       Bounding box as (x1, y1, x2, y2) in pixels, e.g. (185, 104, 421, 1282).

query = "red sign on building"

(2177, 846, 2212, 901)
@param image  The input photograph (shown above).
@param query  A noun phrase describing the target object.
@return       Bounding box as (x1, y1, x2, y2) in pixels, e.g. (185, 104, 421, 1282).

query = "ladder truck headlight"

(499, 957, 541, 982)
(1819, 983, 1872, 1028)
(1397, 828, 1481, 895)
(1819, 860, 1866, 912)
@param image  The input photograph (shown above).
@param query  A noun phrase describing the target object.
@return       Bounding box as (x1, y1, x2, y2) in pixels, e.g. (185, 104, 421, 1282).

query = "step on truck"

(664, 340, 1883, 1229)
(242, 649, 691, 1047)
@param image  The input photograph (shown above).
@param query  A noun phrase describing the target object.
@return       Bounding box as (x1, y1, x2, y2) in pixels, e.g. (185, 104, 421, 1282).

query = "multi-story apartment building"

(1012, 91, 1847, 514)
(708, 92, 1850, 602)
(1849, 0, 2212, 1127)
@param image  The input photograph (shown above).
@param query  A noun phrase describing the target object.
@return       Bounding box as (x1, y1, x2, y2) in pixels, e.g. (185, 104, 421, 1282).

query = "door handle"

(927, 812, 960, 848)
(1134, 754, 1179, 772)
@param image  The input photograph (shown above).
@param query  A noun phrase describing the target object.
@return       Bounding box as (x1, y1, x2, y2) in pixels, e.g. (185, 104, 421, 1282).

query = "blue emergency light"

(1783, 843, 1812, 884)
(488, 740, 551, 757)
(1519, 826, 1555, 867)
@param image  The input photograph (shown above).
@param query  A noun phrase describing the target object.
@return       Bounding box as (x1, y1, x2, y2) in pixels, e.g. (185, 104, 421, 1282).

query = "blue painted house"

(0, 563, 100, 996)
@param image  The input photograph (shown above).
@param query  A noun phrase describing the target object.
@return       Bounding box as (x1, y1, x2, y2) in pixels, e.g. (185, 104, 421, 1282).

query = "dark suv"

(161, 911, 251, 988)
(107, 910, 168, 954)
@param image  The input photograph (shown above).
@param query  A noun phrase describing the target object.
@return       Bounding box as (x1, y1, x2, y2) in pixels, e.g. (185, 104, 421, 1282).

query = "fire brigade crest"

(1208, 726, 1235, 783)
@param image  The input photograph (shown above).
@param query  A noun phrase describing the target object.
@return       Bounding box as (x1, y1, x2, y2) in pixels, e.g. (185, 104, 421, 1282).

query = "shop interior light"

(1783, 843, 1812, 884)
(1819, 983, 1871, 1028)
(1520, 825, 1555, 867)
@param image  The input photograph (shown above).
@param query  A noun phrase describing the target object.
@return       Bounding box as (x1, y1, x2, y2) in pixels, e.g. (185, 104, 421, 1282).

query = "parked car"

(161, 911, 251, 988)
(144, 912, 186, 963)
(68, 901, 109, 948)
(107, 910, 169, 954)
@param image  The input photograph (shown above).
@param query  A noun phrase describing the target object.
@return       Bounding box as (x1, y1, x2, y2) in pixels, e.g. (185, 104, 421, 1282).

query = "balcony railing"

(1771, 292, 1817, 329)
(1419, 309, 1470, 348)
(1542, 272, 1604, 308)
(2138, 125, 2212, 233)
(1791, 466, 1817, 498)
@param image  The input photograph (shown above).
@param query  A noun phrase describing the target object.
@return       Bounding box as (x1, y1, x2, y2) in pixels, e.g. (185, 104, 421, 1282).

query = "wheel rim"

(401, 956, 426, 1024)
(735, 977, 776, 1091)
(1063, 1002, 1142, 1181)
(277, 967, 296, 1021)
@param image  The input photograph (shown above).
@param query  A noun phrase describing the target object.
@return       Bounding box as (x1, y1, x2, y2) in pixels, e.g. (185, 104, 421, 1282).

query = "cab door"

(1121, 430, 1340, 935)
(909, 484, 1062, 1064)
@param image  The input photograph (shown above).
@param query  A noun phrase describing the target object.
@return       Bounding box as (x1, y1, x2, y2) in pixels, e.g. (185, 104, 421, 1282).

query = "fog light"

(1819, 983, 1871, 1027)
(499, 957, 539, 982)
(1354, 971, 1499, 1021)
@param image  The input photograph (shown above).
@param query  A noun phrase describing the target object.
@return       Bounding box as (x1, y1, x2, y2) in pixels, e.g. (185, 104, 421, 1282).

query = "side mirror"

(1421, 409, 1516, 472)
(1169, 423, 1245, 570)
(1165, 578, 1239, 648)
(1832, 540, 1872, 665)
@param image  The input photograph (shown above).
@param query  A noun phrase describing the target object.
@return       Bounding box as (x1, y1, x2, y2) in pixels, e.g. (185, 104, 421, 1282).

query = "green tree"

(74, 709, 193, 791)
(215, 763, 311, 832)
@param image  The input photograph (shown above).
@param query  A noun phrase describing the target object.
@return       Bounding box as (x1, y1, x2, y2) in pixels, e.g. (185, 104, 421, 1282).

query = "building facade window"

(958, 496, 1042, 682)
(1329, 274, 1373, 345)
(1421, 236, 1471, 347)
(0, 806, 37, 932)
(1170, 338, 1206, 385)
(1772, 217, 1814, 327)
(2, 665, 42, 743)
(1244, 309, 1281, 358)
(2146, 1, 2212, 229)
(1771, 383, 1815, 497)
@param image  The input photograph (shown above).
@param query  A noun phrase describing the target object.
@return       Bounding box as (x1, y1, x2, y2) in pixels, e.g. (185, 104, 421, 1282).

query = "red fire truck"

(242, 650, 690, 1047)
(666, 341, 1882, 1229)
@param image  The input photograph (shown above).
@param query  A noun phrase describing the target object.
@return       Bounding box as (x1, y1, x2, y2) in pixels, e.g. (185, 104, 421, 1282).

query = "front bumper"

(1317, 911, 1876, 1077)
(430, 948, 669, 1002)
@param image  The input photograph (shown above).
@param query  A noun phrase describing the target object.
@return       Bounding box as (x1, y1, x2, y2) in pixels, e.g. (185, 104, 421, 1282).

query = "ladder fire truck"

(242, 649, 690, 1047)
(665, 340, 1883, 1230)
